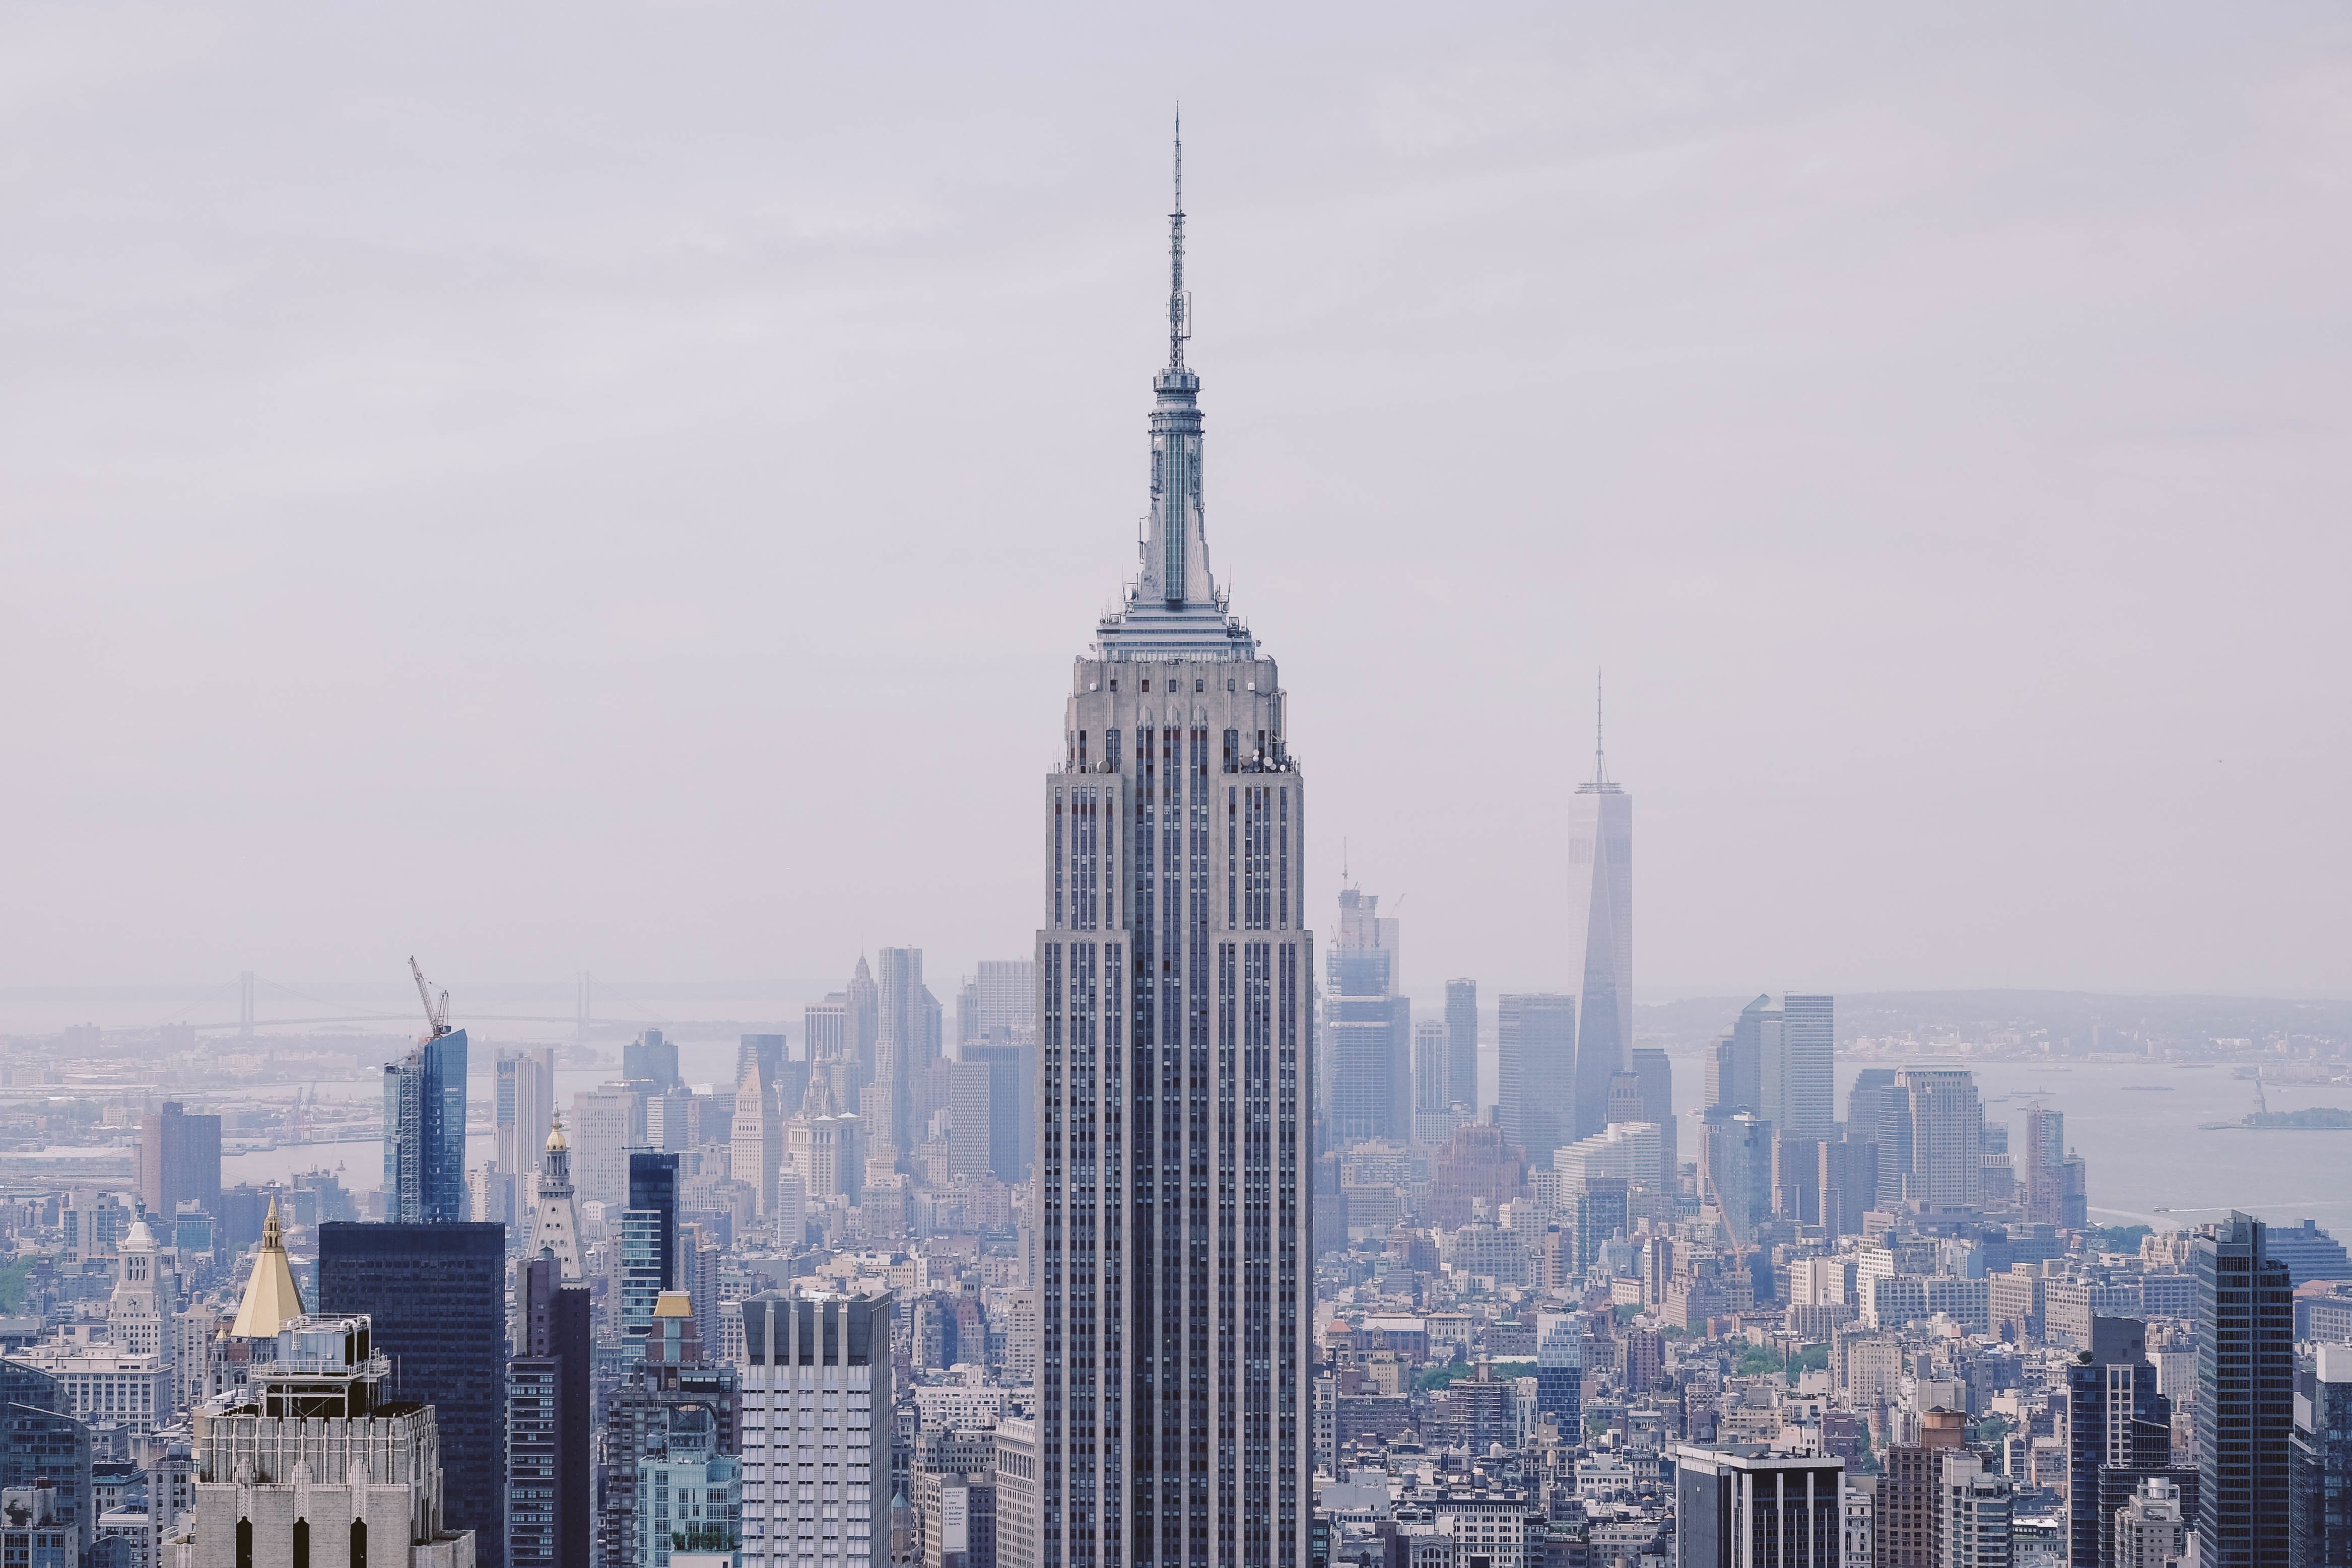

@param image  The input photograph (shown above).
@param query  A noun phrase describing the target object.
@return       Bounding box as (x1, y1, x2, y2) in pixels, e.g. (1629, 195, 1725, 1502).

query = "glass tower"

(383, 1027, 468, 1224)
(1564, 698, 1631, 1144)
(1036, 122, 1311, 1568)
(2195, 1212, 2295, 1568)
(1442, 979, 1478, 1113)
(319, 1220, 509, 1568)
(623, 1152, 681, 1342)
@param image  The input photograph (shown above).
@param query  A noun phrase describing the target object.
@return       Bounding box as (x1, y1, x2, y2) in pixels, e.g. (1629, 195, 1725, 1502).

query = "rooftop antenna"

(1593, 669, 1608, 786)
(1168, 105, 1189, 371)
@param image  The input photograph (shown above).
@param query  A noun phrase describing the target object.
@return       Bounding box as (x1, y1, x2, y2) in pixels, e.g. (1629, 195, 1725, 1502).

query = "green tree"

(0, 1259, 34, 1315)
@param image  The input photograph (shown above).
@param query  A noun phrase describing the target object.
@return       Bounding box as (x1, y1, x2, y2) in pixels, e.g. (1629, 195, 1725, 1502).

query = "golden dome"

(546, 1111, 569, 1152)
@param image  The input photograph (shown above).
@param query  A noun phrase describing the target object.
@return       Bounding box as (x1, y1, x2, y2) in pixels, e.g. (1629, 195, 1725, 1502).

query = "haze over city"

(6, 4, 2346, 1001)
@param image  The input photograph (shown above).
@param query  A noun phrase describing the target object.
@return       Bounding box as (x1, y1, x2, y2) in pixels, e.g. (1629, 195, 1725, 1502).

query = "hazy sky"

(5, 3, 2347, 1005)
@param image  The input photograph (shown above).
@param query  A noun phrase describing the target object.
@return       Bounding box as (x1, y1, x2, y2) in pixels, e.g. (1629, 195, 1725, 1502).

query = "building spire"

(1168, 106, 1189, 371)
(228, 1196, 306, 1340)
(1593, 670, 1607, 785)
(1576, 671, 1622, 794)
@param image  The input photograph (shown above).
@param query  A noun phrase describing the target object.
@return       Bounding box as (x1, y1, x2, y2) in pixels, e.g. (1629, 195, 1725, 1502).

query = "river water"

(1826, 1057, 2352, 1233)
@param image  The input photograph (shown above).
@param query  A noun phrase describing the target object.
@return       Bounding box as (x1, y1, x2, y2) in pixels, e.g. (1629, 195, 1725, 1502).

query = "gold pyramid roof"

(229, 1198, 306, 1339)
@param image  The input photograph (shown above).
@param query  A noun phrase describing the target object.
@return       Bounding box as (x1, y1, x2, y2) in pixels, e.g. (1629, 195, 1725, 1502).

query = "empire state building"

(1035, 125, 1313, 1568)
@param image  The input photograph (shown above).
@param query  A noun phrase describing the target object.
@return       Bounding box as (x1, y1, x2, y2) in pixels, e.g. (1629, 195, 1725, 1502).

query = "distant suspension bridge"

(117, 971, 670, 1046)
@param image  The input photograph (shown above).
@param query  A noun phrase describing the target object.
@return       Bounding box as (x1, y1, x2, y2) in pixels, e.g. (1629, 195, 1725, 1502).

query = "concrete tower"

(732, 1063, 783, 1217)
(1036, 117, 1312, 1568)
(109, 1214, 174, 1364)
(1564, 683, 1631, 1142)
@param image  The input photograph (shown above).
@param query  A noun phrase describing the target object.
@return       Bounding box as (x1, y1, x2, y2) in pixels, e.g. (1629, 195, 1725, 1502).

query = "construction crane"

(410, 956, 452, 1040)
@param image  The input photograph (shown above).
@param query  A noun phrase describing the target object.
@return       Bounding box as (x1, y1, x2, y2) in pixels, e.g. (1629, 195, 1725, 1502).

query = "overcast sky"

(4, 3, 2347, 1008)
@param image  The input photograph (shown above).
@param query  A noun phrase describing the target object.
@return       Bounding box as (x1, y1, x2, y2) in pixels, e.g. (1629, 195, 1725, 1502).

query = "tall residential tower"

(1035, 123, 1310, 1568)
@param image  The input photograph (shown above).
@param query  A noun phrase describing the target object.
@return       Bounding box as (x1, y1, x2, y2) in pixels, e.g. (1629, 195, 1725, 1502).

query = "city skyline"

(2, 14, 2349, 1566)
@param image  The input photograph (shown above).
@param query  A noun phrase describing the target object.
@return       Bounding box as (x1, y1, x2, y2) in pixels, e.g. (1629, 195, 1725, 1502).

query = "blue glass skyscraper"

(1534, 1312, 1585, 1431)
(621, 1151, 681, 1341)
(2197, 1212, 2296, 1568)
(0, 1360, 91, 1558)
(383, 1027, 468, 1223)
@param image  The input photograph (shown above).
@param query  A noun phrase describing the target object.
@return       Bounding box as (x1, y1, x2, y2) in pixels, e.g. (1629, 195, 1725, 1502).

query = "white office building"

(736, 1292, 892, 1568)
(1553, 1124, 1663, 1190)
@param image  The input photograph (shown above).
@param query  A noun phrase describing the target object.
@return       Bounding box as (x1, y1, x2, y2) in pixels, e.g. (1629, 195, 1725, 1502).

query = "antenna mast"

(1169, 107, 1189, 370)
(1594, 670, 1608, 786)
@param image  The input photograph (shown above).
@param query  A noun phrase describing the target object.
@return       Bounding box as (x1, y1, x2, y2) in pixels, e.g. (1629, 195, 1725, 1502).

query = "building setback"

(1035, 124, 1310, 1568)
(183, 1313, 473, 1567)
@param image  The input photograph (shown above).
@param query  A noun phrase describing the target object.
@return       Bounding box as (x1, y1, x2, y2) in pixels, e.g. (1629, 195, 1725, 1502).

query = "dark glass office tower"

(0, 1361, 91, 1557)
(623, 1152, 681, 1341)
(508, 1253, 592, 1568)
(2067, 1316, 2195, 1568)
(319, 1220, 508, 1568)
(2197, 1212, 2296, 1568)
(2292, 1346, 2352, 1568)
(383, 1027, 468, 1223)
